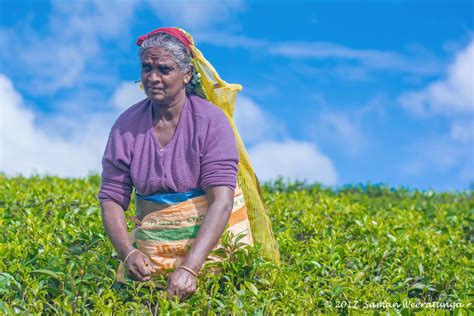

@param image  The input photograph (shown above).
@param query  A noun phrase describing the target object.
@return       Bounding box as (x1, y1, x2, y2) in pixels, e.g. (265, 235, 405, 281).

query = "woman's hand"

(101, 202, 156, 281)
(124, 249, 156, 281)
(167, 268, 197, 301)
(164, 186, 233, 301)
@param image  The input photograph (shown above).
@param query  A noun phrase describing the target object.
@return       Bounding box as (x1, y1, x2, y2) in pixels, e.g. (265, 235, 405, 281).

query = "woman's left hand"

(167, 268, 197, 301)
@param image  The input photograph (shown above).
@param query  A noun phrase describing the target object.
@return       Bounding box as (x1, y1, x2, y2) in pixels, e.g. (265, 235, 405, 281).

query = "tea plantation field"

(1, 174, 472, 314)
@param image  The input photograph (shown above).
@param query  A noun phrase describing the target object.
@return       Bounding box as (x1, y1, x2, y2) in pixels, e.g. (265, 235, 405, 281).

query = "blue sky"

(0, 0, 473, 191)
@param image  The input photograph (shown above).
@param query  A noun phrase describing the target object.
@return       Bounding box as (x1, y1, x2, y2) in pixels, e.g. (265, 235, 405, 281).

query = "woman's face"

(140, 47, 192, 105)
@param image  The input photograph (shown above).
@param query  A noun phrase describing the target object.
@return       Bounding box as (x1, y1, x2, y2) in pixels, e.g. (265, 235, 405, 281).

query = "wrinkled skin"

(140, 47, 192, 106)
(101, 47, 235, 300)
(124, 250, 156, 282)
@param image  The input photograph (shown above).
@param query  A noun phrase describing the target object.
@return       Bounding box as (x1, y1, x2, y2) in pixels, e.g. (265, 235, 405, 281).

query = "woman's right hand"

(124, 249, 156, 281)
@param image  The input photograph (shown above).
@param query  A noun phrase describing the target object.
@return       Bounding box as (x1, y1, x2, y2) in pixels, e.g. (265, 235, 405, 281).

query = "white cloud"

(282, 62, 371, 83)
(334, 65, 370, 81)
(248, 140, 338, 185)
(231, 95, 337, 184)
(399, 41, 474, 117)
(196, 31, 267, 48)
(233, 95, 286, 145)
(308, 96, 385, 156)
(0, 76, 340, 184)
(51, 0, 137, 40)
(0, 1, 142, 176)
(397, 41, 474, 187)
(450, 119, 474, 143)
(0, 0, 138, 94)
(0, 74, 111, 177)
(148, 0, 245, 32)
(234, 95, 267, 144)
(269, 42, 441, 76)
(197, 32, 441, 76)
(399, 134, 474, 186)
(112, 81, 147, 111)
(318, 112, 368, 154)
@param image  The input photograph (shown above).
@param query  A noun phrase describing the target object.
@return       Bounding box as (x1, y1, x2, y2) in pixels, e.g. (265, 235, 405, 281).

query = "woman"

(98, 27, 279, 301)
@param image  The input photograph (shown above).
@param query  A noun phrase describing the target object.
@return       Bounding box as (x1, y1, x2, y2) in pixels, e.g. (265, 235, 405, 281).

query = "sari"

(116, 185, 253, 283)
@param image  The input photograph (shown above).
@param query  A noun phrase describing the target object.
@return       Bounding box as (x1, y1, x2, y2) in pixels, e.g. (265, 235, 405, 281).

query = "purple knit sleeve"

(97, 124, 133, 211)
(200, 110, 239, 192)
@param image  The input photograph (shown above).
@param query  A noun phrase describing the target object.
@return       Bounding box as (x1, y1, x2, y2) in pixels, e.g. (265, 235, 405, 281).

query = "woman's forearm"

(181, 199, 233, 273)
(100, 201, 135, 260)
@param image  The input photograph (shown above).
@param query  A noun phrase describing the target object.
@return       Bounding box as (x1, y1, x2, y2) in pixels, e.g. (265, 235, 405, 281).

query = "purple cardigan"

(97, 95, 239, 211)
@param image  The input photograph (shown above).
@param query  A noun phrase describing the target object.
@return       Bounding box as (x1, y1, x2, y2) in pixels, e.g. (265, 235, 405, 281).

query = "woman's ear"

(184, 66, 194, 84)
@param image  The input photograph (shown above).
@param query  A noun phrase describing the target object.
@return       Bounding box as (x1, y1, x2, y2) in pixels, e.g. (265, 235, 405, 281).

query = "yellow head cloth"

(179, 29, 280, 262)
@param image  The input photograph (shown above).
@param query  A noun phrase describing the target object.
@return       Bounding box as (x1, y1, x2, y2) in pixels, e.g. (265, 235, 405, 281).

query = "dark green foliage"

(0, 174, 472, 314)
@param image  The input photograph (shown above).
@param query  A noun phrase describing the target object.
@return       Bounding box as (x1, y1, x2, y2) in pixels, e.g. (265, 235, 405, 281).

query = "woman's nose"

(148, 70, 162, 82)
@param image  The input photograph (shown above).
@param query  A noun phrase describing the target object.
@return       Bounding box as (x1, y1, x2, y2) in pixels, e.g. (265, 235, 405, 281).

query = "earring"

(140, 83, 144, 90)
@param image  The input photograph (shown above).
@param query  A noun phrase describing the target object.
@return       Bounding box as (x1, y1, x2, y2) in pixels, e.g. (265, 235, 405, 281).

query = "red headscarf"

(136, 27, 194, 57)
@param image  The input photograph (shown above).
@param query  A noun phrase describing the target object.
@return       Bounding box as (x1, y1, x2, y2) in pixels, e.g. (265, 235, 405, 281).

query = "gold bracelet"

(176, 265, 198, 278)
(123, 249, 139, 265)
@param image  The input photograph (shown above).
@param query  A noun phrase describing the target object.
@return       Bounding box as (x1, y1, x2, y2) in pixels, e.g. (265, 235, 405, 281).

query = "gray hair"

(138, 33, 198, 95)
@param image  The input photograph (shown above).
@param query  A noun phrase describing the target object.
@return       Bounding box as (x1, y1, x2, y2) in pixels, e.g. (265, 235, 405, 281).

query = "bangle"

(176, 265, 198, 278)
(123, 249, 139, 265)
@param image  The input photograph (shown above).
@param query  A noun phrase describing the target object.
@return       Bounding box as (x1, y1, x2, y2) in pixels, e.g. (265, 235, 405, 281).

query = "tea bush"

(0, 174, 472, 314)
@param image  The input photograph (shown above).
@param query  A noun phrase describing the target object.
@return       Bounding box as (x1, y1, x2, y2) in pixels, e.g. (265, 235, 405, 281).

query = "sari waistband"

(136, 188, 205, 205)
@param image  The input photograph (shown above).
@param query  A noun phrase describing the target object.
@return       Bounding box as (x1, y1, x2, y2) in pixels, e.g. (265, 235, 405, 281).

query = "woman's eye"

(142, 64, 152, 72)
(160, 67, 171, 74)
